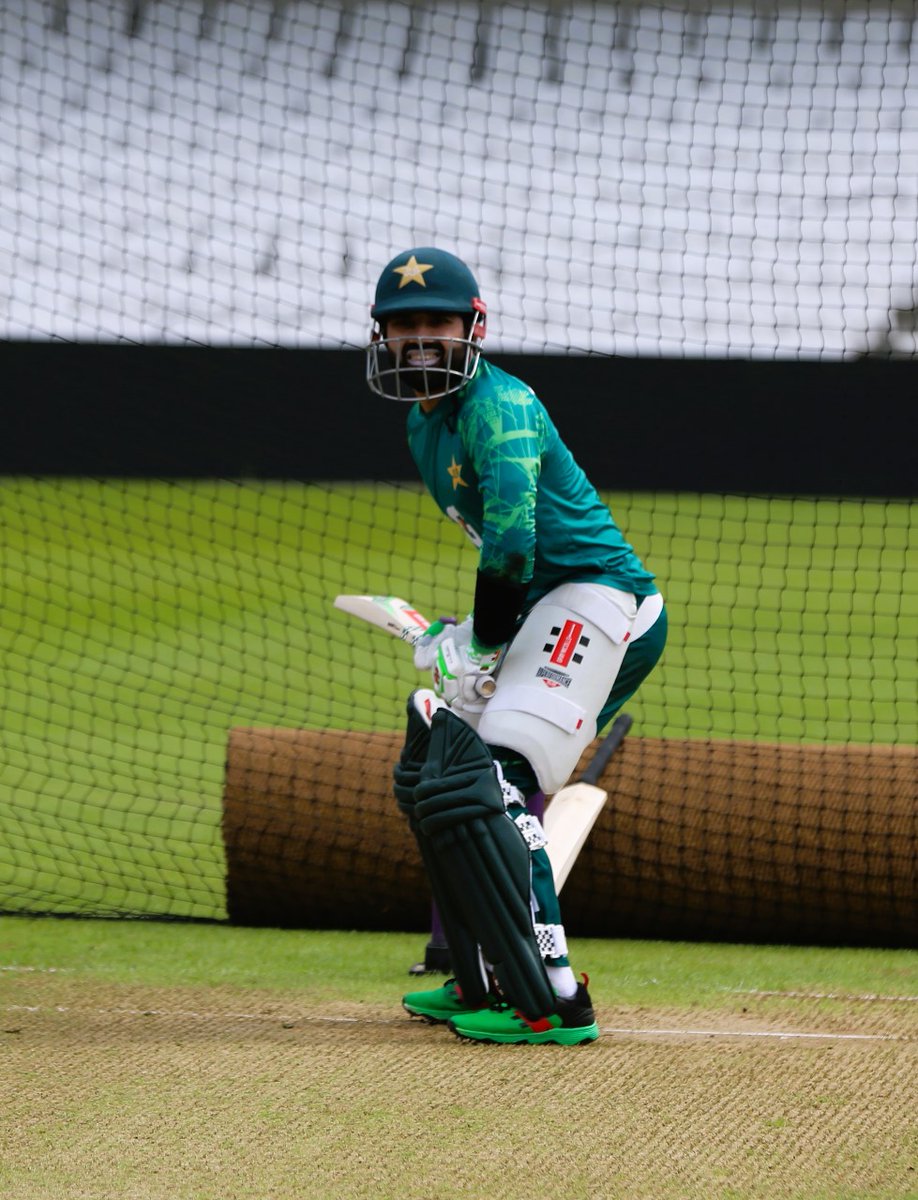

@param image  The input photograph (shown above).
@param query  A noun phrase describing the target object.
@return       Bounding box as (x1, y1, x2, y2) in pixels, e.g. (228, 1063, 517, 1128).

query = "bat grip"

(475, 676, 497, 698)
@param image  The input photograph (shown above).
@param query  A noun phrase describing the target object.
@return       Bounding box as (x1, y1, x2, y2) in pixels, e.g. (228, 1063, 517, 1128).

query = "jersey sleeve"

(460, 383, 546, 642)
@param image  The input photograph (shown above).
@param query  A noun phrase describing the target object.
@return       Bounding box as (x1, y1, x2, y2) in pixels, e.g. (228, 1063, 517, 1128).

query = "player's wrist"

(473, 569, 528, 647)
(420, 618, 451, 641)
(469, 631, 503, 658)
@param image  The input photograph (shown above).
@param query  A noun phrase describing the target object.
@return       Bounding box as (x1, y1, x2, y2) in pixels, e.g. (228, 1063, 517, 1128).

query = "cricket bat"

(333, 593, 497, 698)
(333, 594, 434, 646)
(543, 712, 634, 892)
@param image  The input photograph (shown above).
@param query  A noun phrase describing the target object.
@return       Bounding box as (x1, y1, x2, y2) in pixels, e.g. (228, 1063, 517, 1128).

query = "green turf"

(2, 916, 915, 1010)
(0, 479, 914, 919)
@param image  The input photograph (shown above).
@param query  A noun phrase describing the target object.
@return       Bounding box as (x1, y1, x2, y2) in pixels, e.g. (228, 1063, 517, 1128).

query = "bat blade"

(333, 594, 432, 645)
(542, 713, 634, 892)
(543, 781, 607, 893)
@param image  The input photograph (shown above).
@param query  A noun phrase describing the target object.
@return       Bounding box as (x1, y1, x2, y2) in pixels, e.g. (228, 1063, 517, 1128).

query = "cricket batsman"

(366, 247, 667, 1044)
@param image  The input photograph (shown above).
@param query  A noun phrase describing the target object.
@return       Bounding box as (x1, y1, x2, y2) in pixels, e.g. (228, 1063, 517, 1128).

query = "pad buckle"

(514, 812, 548, 851)
(493, 761, 525, 809)
(534, 923, 569, 959)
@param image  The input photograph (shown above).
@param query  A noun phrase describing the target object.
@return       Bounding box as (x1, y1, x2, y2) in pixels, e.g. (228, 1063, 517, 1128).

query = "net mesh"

(2, 0, 917, 355)
(1, 479, 914, 940)
(0, 2, 915, 940)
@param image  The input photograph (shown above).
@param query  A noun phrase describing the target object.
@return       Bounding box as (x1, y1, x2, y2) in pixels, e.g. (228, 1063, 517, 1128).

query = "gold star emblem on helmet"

(394, 254, 434, 289)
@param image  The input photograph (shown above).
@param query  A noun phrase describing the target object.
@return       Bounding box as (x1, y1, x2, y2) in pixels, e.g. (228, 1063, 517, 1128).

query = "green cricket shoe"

(447, 978, 600, 1045)
(402, 977, 495, 1024)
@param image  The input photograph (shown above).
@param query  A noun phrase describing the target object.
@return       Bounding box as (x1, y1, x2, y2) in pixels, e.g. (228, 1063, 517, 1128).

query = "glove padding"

(432, 634, 503, 712)
(413, 616, 466, 671)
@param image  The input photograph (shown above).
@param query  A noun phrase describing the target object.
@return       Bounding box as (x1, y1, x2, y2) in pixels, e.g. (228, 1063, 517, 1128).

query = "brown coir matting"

(223, 728, 916, 946)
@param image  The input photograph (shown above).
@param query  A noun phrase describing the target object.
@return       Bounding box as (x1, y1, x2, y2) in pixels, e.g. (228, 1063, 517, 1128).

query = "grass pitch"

(1, 917, 916, 1200)
(0, 479, 914, 921)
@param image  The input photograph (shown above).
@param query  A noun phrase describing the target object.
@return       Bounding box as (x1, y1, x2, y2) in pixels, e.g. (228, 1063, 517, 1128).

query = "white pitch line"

(2, 1004, 908, 1042)
(0, 965, 70, 973)
(601, 1025, 905, 1043)
(727, 988, 918, 1004)
(2, 1004, 404, 1027)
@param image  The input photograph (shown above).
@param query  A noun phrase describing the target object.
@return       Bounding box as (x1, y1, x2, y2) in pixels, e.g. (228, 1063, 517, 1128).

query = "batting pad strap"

(493, 760, 525, 809)
(547, 582, 637, 644)
(632, 591, 664, 642)
(534, 923, 569, 960)
(484, 683, 586, 735)
(514, 812, 548, 852)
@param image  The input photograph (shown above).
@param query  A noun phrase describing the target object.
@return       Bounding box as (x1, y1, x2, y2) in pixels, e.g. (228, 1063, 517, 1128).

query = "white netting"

(1, 0, 916, 356)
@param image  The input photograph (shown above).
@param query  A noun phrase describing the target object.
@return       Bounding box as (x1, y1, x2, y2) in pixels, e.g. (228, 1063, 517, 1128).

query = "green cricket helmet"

(366, 247, 487, 401)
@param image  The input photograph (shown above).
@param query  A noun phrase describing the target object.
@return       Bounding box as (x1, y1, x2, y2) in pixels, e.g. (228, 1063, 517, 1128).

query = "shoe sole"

(403, 1003, 488, 1025)
(403, 1005, 450, 1024)
(446, 1019, 600, 1045)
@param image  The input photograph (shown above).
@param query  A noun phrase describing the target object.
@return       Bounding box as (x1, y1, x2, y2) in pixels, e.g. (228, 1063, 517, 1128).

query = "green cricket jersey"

(406, 358, 657, 617)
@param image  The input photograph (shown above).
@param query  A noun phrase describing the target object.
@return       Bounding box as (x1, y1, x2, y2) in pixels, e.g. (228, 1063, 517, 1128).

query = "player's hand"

(432, 633, 503, 711)
(412, 615, 466, 670)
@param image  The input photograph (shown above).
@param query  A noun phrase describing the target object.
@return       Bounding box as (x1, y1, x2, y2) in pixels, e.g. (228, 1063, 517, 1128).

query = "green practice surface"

(2, 916, 916, 1007)
(0, 479, 914, 919)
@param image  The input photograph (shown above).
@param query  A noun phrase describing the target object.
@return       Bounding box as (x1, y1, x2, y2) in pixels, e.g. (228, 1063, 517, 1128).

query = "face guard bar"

(365, 305, 487, 402)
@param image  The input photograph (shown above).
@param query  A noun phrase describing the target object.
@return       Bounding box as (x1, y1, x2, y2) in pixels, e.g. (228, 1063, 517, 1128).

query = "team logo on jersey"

(393, 254, 434, 288)
(447, 455, 468, 490)
(543, 620, 590, 667)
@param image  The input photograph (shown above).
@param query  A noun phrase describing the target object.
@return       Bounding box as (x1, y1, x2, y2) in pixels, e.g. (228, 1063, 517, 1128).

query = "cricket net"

(1, 480, 914, 945)
(1, 0, 917, 356)
(0, 1, 915, 942)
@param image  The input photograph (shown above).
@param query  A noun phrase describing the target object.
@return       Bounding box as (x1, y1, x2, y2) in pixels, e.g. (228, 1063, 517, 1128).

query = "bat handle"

(579, 712, 634, 786)
(475, 676, 497, 698)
